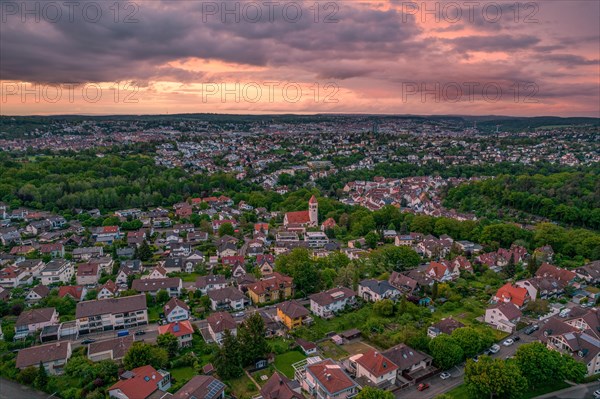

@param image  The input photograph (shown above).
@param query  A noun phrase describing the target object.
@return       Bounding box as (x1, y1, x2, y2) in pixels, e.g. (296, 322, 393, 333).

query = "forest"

(443, 172, 600, 230)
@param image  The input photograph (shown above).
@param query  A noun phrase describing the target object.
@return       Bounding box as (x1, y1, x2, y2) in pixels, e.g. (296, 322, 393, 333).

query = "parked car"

(503, 339, 514, 346)
(593, 390, 600, 399)
(417, 383, 430, 391)
(134, 330, 146, 336)
(440, 372, 451, 380)
(513, 336, 521, 341)
(489, 344, 501, 354)
(472, 355, 479, 362)
(524, 324, 539, 335)
(483, 349, 491, 355)
(81, 338, 96, 344)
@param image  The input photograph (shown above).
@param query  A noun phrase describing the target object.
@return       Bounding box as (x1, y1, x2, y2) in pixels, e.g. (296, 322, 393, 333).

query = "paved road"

(70, 323, 159, 349)
(533, 382, 600, 399)
(0, 378, 54, 399)
(395, 330, 539, 399)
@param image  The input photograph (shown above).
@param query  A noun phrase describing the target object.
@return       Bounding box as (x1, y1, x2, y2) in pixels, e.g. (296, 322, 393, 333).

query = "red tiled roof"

(354, 350, 398, 377)
(109, 365, 163, 399)
(158, 320, 193, 337)
(307, 359, 356, 395)
(284, 210, 310, 224)
(495, 283, 529, 307)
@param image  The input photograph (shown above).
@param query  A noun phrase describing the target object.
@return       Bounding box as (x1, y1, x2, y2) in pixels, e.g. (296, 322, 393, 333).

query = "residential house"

(92, 226, 121, 244)
(492, 283, 531, 308)
(259, 372, 302, 399)
(425, 261, 455, 282)
(15, 259, 45, 278)
(132, 277, 182, 297)
(108, 365, 171, 399)
(75, 294, 148, 335)
(88, 336, 134, 362)
(208, 287, 248, 311)
(39, 243, 65, 258)
(358, 279, 400, 302)
(575, 261, 600, 284)
(15, 307, 59, 339)
(144, 265, 168, 280)
(382, 344, 433, 386)
(485, 302, 523, 333)
(427, 317, 465, 338)
(58, 285, 87, 301)
(173, 375, 226, 399)
(277, 300, 310, 329)
(16, 341, 72, 375)
(164, 297, 190, 322)
(97, 280, 119, 299)
(25, 285, 50, 302)
(206, 312, 237, 344)
(0, 266, 33, 288)
(309, 287, 356, 319)
(247, 273, 294, 304)
(302, 358, 358, 399)
(76, 263, 100, 286)
(40, 259, 74, 285)
(195, 275, 230, 295)
(158, 320, 194, 348)
(537, 307, 599, 376)
(348, 350, 398, 388)
(388, 272, 418, 294)
(72, 246, 104, 261)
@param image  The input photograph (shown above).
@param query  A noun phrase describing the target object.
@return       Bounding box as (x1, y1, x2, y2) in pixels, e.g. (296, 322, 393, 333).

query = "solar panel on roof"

(206, 379, 225, 399)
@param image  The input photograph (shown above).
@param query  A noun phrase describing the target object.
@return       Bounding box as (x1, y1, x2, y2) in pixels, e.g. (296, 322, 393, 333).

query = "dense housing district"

(0, 115, 599, 399)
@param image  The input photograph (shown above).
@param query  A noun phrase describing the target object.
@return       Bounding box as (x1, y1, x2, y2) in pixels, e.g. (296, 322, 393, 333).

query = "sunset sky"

(1, 0, 599, 116)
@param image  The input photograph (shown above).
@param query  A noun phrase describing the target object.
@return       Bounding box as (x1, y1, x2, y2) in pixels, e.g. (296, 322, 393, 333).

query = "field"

(318, 340, 349, 360)
(445, 381, 571, 399)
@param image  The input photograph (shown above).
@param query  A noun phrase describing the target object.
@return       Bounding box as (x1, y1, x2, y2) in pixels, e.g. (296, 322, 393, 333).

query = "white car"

(440, 372, 451, 380)
(489, 344, 501, 354)
(503, 339, 514, 346)
(593, 389, 600, 399)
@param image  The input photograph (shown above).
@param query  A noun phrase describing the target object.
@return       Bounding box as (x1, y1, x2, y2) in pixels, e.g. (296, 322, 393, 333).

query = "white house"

(485, 302, 523, 333)
(40, 259, 74, 285)
(164, 297, 190, 323)
(309, 287, 356, 319)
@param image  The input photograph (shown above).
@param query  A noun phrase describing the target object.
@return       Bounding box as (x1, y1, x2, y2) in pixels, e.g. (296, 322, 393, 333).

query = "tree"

(451, 327, 485, 359)
(218, 223, 235, 237)
(355, 387, 394, 399)
(17, 366, 38, 385)
(214, 330, 243, 379)
(123, 342, 169, 370)
(365, 232, 379, 249)
(514, 342, 586, 389)
(34, 361, 48, 390)
(238, 313, 270, 366)
(157, 332, 179, 357)
(428, 335, 464, 370)
(156, 289, 170, 305)
(373, 299, 395, 317)
(135, 240, 153, 261)
(369, 246, 420, 273)
(465, 356, 527, 399)
(275, 248, 320, 294)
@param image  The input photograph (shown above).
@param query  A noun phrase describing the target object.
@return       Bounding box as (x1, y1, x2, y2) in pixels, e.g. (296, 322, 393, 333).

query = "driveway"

(395, 329, 538, 399)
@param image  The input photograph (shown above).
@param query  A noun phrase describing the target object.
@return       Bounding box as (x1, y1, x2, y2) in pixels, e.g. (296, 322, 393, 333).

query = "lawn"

(318, 340, 349, 360)
(170, 367, 196, 385)
(273, 350, 306, 378)
(226, 374, 259, 399)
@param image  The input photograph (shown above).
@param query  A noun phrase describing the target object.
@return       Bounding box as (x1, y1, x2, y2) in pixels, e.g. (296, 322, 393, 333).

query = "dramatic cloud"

(0, 0, 598, 116)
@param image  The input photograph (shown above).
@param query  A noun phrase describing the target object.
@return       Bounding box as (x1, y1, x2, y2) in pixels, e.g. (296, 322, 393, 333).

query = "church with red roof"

(283, 195, 318, 229)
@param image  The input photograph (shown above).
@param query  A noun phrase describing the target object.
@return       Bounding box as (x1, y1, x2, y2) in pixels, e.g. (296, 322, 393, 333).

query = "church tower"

(308, 195, 318, 227)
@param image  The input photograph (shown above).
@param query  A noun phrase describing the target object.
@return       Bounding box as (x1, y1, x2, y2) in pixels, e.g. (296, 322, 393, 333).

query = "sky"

(1, 0, 599, 116)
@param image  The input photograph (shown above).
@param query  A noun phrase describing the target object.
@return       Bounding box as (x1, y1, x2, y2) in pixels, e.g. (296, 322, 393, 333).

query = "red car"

(417, 383, 430, 391)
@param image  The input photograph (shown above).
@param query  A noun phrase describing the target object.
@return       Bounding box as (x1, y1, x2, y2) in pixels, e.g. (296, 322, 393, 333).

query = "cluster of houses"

(1, 193, 599, 397)
(341, 176, 477, 220)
